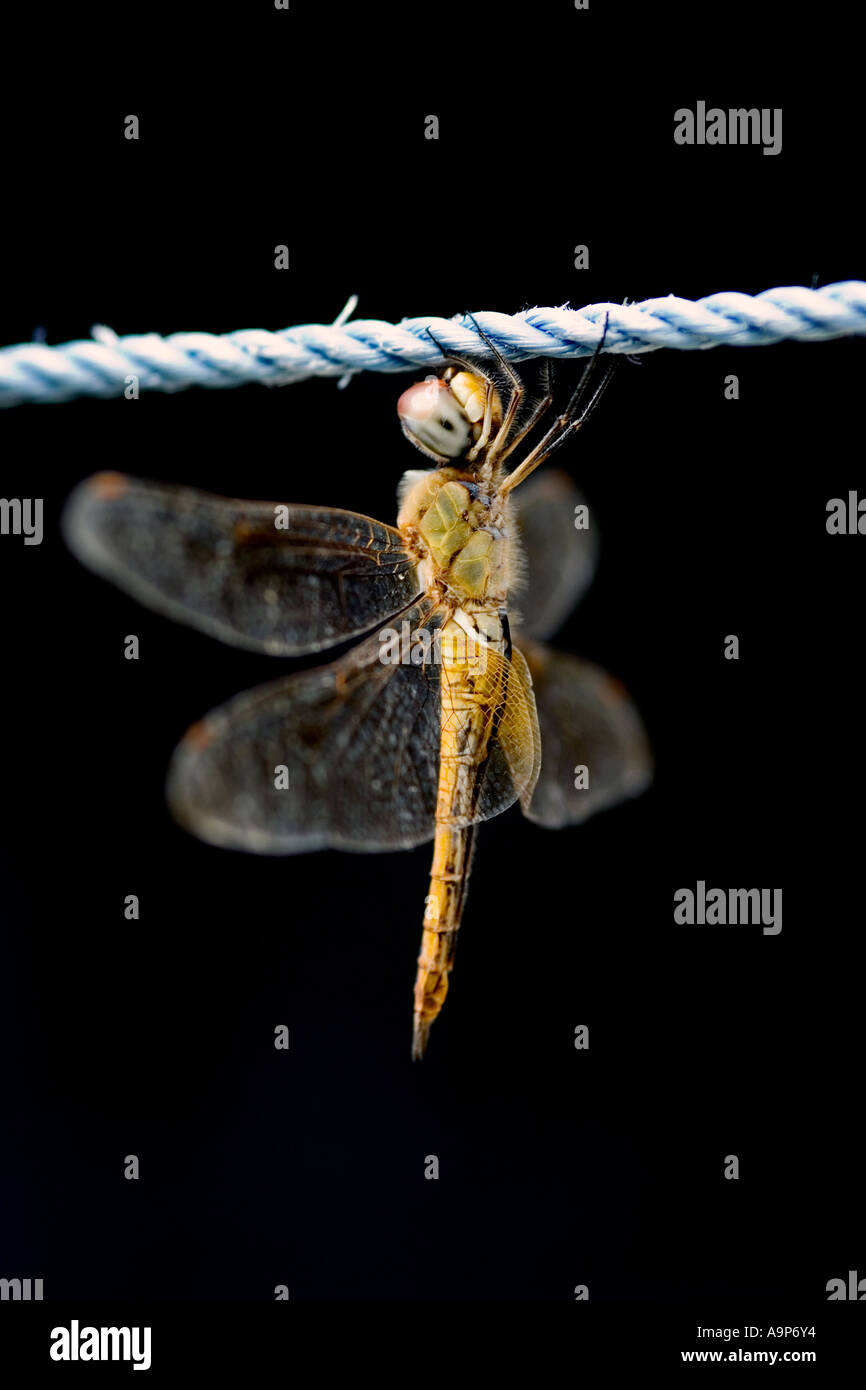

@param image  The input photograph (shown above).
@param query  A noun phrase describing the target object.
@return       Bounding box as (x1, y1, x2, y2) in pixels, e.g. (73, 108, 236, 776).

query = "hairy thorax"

(397, 468, 513, 610)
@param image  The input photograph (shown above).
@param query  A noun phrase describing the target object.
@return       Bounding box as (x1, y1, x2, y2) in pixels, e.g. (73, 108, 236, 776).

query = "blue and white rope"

(1, 281, 863, 408)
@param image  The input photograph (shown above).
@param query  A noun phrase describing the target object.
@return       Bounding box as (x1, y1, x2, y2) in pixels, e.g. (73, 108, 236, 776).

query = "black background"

(0, 1, 863, 1323)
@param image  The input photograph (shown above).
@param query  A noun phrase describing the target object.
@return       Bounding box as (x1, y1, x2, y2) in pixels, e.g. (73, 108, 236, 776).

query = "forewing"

(62, 472, 420, 656)
(512, 470, 599, 640)
(521, 638, 652, 828)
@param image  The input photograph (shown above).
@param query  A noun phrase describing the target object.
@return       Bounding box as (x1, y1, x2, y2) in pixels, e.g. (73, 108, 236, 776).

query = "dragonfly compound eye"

(397, 376, 474, 459)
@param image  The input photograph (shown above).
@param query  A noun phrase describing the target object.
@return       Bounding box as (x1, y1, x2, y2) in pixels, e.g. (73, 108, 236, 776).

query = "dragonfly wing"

(62, 472, 421, 656)
(167, 598, 444, 853)
(512, 469, 599, 640)
(520, 638, 652, 829)
(471, 644, 541, 822)
(167, 604, 546, 854)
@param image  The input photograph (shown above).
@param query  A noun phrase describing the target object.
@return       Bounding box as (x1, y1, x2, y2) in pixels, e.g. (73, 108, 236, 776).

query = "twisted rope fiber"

(1, 281, 863, 408)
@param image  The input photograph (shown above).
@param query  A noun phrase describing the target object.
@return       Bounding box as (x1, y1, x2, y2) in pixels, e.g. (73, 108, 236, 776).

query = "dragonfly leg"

(459, 311, 524, 469)
(495, 359, 555, 467)
(498, 315, 617, 495)
(426, 317, 527, 470)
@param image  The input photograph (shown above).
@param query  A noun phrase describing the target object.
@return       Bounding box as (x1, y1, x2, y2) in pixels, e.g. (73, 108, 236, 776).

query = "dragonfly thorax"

(397, 467, 512, 604)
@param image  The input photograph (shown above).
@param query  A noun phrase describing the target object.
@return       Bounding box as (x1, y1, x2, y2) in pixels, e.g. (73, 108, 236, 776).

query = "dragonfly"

(62, 322, 651, 1058)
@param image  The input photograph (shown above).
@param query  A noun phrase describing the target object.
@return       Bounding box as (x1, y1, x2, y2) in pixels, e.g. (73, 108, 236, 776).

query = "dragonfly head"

(398, 369, 502, 465)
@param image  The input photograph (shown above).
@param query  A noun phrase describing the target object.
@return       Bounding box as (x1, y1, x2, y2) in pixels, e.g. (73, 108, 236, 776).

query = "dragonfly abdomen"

(412, 614, 505, 1059)
(413, 822, 475, 1060)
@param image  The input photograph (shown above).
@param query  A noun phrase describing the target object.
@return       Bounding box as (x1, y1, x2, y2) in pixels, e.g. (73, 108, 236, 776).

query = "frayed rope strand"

(1, 281, 864, 408)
